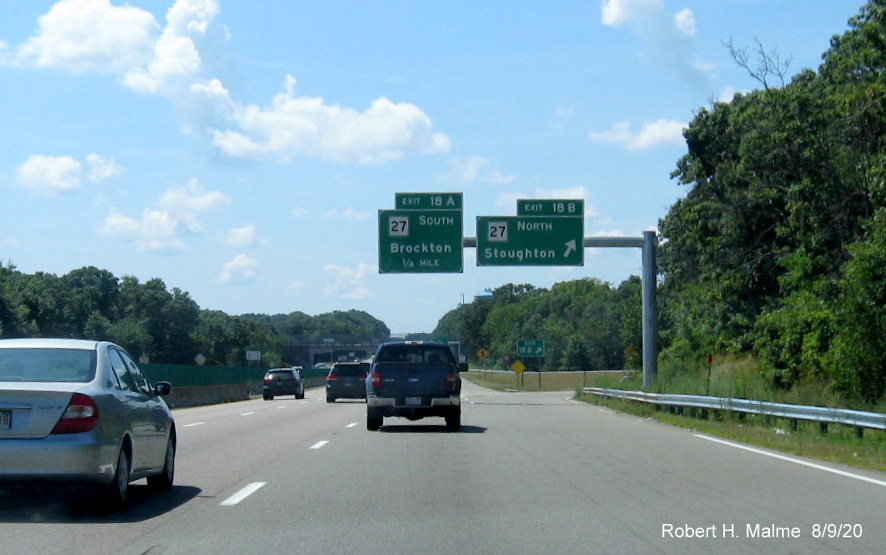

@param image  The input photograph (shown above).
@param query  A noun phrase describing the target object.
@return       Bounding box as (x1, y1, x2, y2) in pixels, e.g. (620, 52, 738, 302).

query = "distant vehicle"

(326, 361, 369, 403)
(366, 341, 466, 431)
(0, 338, 175, 510)
(262, 368, 305, 400)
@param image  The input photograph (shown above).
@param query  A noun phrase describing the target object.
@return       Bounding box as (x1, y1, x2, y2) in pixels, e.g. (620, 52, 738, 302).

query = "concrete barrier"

(164, 384, 251, 408)
(163, 378, 330, 408)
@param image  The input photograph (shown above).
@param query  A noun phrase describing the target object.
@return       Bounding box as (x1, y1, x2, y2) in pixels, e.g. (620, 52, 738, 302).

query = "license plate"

(405, 397, 422, 406)
(0, 410, 10, 431)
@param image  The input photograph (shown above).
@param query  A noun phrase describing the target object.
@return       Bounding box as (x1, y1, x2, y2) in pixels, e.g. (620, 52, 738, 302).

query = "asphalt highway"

(1, 380, 883, 554)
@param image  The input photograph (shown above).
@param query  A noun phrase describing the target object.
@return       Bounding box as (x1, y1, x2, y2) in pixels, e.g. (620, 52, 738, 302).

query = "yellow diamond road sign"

(510, 360, 526, 375)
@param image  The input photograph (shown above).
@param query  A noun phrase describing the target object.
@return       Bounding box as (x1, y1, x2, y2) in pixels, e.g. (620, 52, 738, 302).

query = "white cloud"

(223, 225, 258, 247)
(600, 0, 713, 91)
(210, 76, 451, 164)
(7, 1, 449, 165)
(450, 155, 515, 185)
(12, 0, 158, 74)
(674, 9, 696, 37)
(87, 154, 123, 182)
(100, 208, 184, 252)
(15, 155, 82, 195)
(589, 119, 686, 150)
(217, 253, 258, 283)
(157, 179, 229, 232)
(100, 179, 228, 251)
(322, 263, 375, 300)
(322, 208, 371, 221)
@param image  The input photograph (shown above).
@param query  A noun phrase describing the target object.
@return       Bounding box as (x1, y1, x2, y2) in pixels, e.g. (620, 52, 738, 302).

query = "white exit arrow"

(563, 239, 576, 258)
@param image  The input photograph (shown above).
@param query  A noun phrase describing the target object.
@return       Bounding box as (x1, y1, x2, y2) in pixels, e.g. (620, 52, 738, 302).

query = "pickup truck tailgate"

(371, 363, 458, 403)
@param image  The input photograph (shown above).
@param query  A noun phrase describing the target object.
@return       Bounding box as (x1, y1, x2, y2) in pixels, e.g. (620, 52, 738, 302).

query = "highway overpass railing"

(582, 387, 886, 436)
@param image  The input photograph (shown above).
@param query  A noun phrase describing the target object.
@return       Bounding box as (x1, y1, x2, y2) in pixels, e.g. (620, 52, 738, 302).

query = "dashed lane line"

(220, 482, 267, 506)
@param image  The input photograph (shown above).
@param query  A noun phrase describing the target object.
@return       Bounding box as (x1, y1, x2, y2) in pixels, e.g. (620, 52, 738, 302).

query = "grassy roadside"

(462, 370, 886, 474)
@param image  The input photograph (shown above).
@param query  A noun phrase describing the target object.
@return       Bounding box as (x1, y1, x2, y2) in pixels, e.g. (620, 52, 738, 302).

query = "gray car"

(0, 338, 176, 509)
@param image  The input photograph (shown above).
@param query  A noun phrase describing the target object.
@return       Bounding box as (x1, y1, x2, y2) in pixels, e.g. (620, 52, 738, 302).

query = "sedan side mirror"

(154, 381, 172, 396)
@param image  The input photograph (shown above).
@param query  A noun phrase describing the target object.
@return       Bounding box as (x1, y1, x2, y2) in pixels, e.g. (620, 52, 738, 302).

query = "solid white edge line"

(310, 440, 329, 450)
(220, 482, 267, 506)
(694, 434, 886, 488)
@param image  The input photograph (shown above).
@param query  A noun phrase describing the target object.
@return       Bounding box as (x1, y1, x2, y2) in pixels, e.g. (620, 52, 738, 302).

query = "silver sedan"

(0, 338, 176, 509)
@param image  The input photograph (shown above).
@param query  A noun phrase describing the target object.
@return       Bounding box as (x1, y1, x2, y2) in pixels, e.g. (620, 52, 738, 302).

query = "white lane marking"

(240, 411, 255, 416)
(346, 423, 358, 428)
(276, 405, 288, 409)
(694, 434, 886, 488)
(310, 440, 329, 450)
(221, 482, 267, 506)
(183, 422, 206, 427)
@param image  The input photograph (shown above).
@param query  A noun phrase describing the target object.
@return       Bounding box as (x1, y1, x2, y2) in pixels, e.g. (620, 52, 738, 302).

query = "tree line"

(433, 279, 642, 372)
(658, 1, 886, 404)
(0, 263, 390, 367)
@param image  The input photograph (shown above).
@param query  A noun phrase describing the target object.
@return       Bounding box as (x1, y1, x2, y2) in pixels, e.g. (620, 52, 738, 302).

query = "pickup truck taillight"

(445, 372, 457, 390)
(371, 372, 382, 388)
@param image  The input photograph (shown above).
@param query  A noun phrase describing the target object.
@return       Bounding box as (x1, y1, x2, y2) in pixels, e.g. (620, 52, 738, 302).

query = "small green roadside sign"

(476, 216, 583, 266)
(378, 209, 463, 273)
(517, 339, 545, 357)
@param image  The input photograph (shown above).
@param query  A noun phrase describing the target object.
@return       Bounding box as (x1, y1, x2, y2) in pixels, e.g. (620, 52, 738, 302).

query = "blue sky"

(0, 0, 864, 334)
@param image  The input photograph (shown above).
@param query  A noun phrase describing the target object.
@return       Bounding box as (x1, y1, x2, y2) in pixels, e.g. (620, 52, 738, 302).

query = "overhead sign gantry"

(377, 193, 658, 386)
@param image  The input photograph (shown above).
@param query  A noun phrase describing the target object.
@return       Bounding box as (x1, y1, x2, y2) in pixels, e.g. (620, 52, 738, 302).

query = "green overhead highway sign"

(517, 199, 584, 217)
(476, 216, 584, 266)
(395, 192, 463, 211)
(378, 209, 463, 273)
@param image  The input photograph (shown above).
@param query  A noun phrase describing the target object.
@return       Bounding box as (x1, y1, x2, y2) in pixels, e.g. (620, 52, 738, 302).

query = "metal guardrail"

(582, 388, 886, 432)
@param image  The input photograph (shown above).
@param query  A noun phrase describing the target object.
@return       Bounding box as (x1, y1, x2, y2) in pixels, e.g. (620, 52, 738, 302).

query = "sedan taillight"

(51, 393, 99, 434)
(327, 373, 338, 382)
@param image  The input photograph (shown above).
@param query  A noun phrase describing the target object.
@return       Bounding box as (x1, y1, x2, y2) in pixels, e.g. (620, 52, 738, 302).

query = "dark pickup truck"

(366, 341, 467, 431)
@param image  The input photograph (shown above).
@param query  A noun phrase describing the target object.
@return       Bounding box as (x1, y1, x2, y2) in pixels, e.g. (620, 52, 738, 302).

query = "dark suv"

(262, 368, 305, 400)
(326, 362, 369, 402)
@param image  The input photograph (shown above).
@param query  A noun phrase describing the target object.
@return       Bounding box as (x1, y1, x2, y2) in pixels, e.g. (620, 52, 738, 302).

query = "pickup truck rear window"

(376, 345, 454, 365)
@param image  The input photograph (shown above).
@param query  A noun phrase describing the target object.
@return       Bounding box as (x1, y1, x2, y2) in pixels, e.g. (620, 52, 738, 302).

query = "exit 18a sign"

(395, 192, 463, 211)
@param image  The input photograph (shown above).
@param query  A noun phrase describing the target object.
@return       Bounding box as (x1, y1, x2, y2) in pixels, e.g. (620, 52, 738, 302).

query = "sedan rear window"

(331, 363, 367, 377)
(0, 348, 97, 383)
